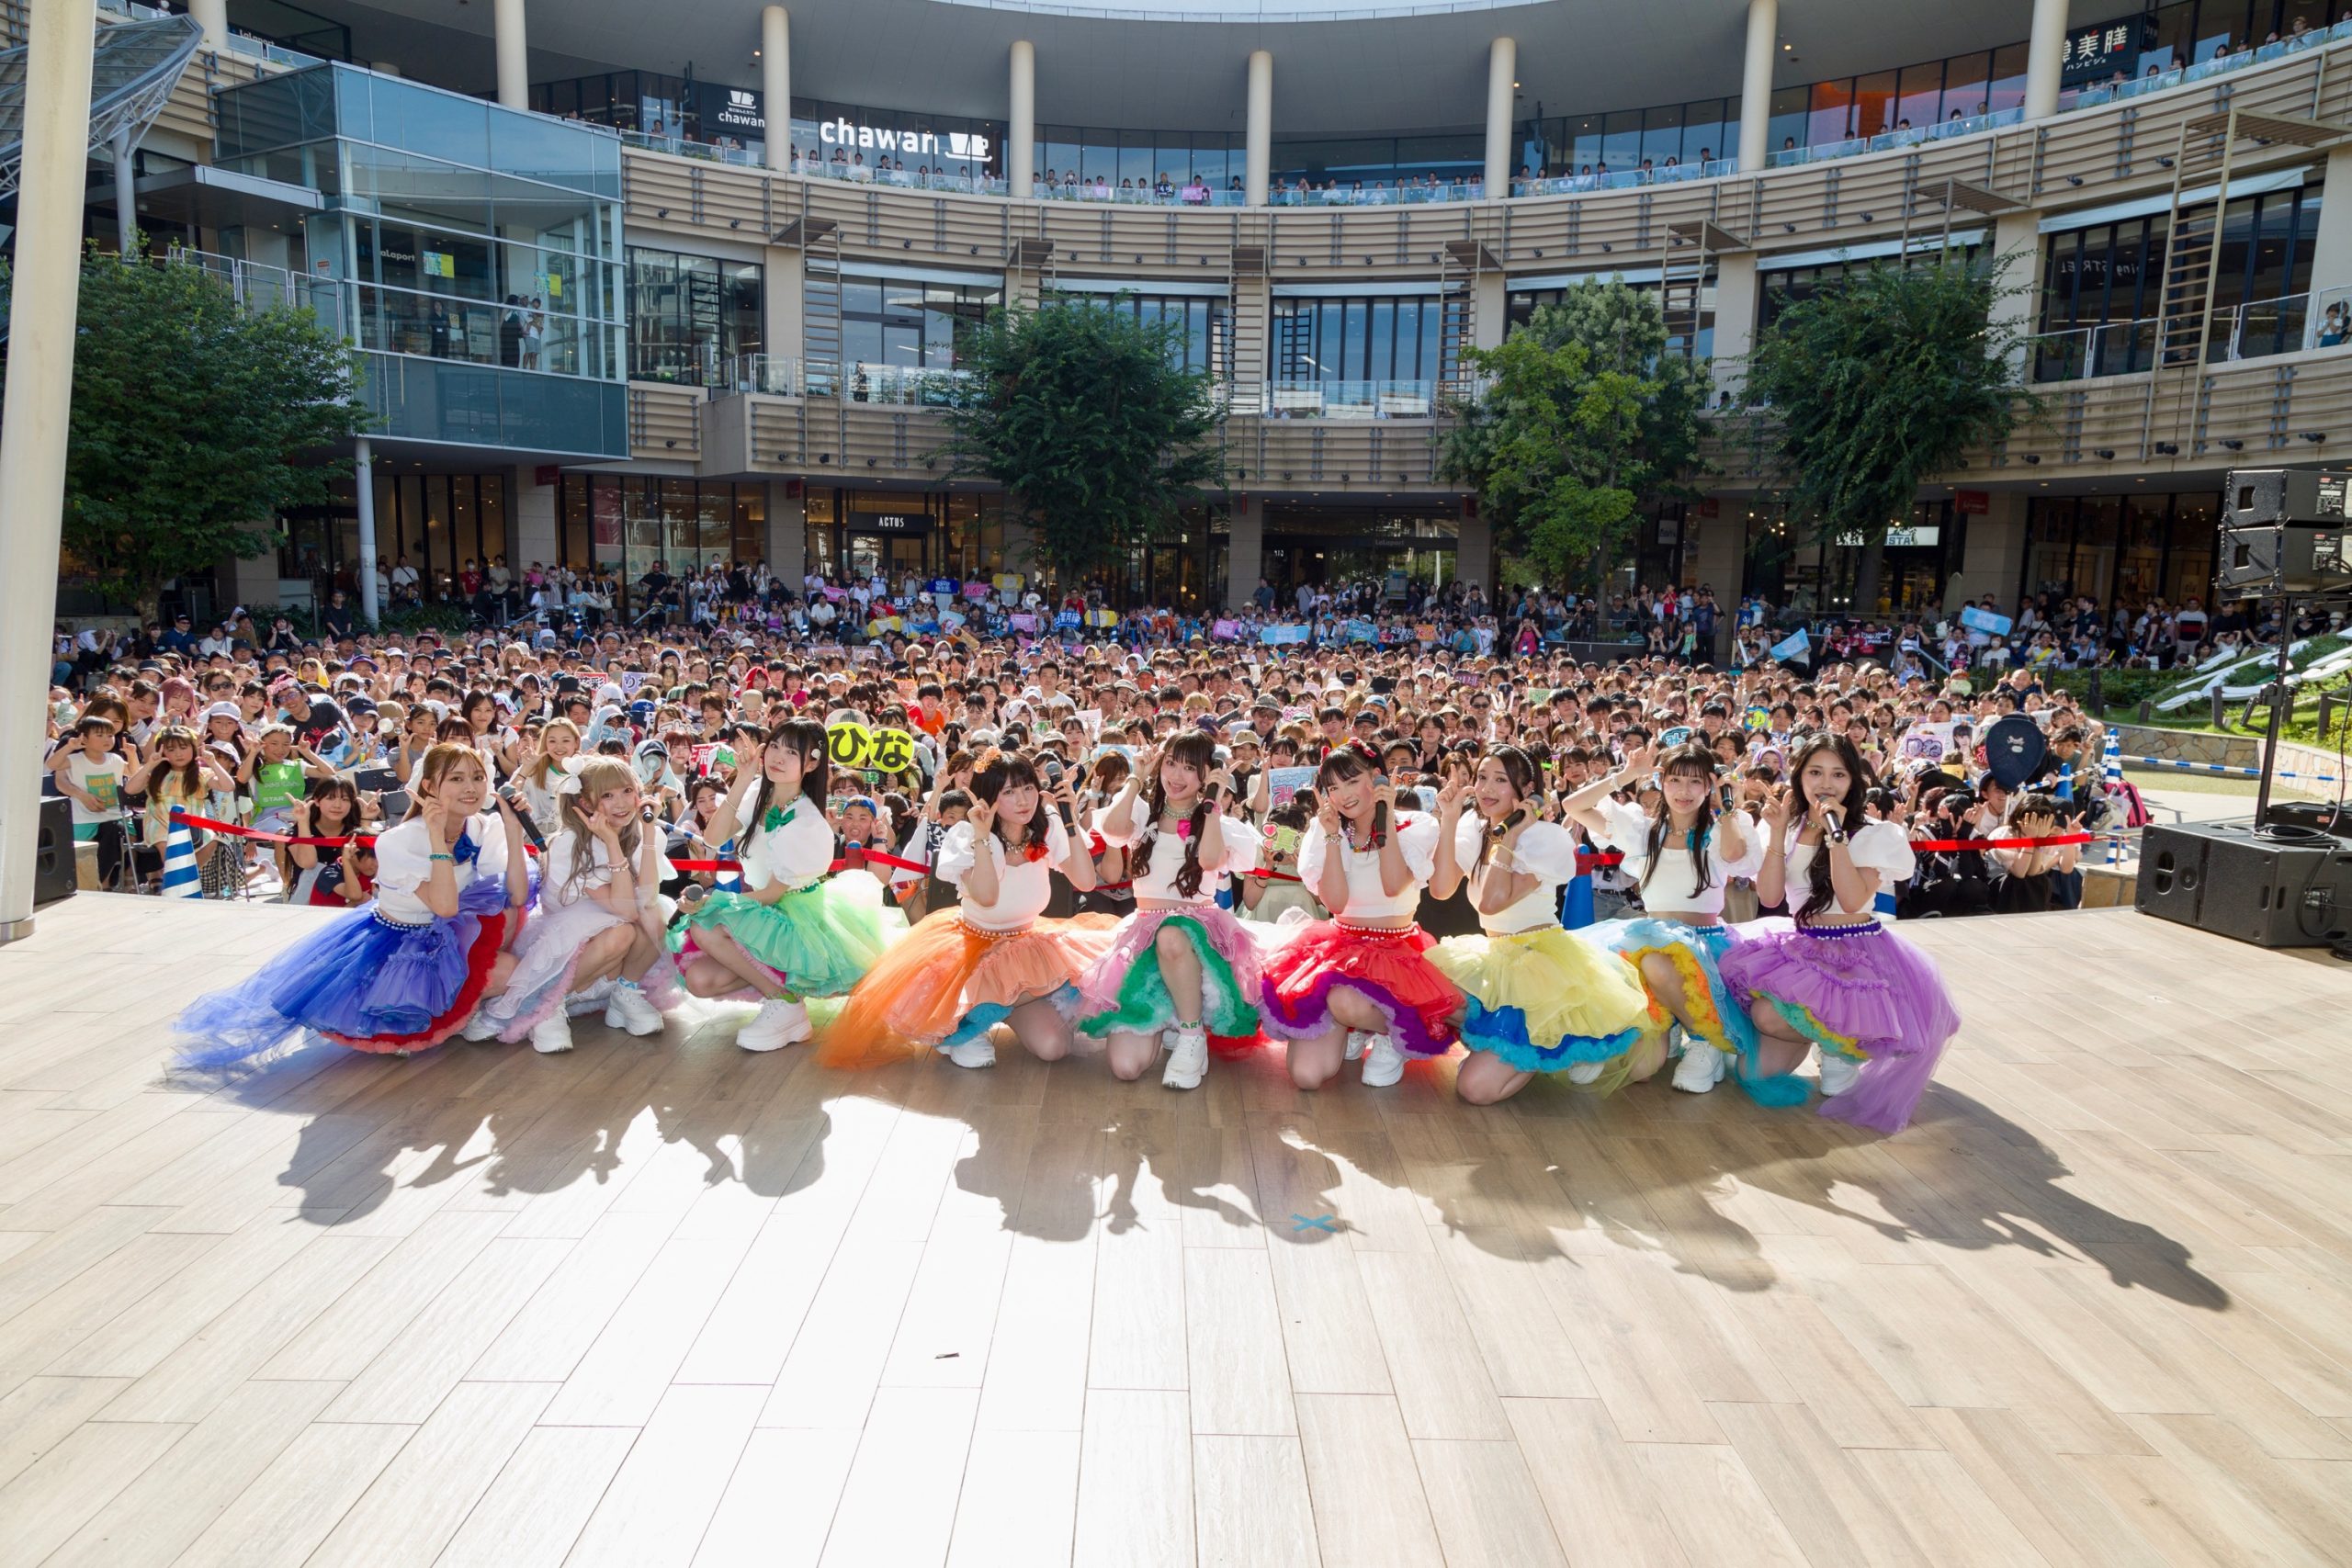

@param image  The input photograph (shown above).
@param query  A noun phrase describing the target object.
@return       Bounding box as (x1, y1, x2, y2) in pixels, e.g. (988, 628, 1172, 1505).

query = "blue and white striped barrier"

(2121, 756, 2345, 784)
(2103, 729, 2125, 866)
(161, 808, 203, 898)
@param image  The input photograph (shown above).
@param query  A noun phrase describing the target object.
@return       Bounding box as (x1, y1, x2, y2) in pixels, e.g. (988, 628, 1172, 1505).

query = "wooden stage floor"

(2, 895, 2350, 1567)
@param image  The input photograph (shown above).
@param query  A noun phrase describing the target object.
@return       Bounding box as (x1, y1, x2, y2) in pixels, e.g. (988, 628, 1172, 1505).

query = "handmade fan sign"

(825, 721, 877, 770)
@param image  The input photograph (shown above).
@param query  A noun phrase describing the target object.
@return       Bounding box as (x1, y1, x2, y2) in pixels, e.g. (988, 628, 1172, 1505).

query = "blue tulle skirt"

(175, 874, 522, 1067)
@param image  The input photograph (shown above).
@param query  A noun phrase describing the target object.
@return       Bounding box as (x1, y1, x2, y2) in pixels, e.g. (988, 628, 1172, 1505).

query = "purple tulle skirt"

(175, 874, 523, 1067)
(1717, 919, 1960, 1134)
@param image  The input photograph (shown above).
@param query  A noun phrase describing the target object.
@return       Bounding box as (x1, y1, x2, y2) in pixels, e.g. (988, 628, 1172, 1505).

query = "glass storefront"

(1742, 501, 1969, 616)
(2035, 183, 2324, 378)
(1270, 295, 1451, 384)
(802, 489, 1012, 584)
(556, 474, 767, 581)
(1260, 508, 1459, 597)
(278, 471, 510, 602)
(2022, 491, 2220, 607)
(828, 269, 1002, 399)
(627, 246, 763, 385)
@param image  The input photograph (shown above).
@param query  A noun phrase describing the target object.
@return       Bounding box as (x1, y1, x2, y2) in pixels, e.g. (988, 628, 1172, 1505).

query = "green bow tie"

(763, 804, 797, 833)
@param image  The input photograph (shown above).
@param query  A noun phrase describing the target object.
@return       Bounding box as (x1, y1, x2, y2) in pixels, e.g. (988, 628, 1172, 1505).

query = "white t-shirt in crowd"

(60, 750, 125, 828)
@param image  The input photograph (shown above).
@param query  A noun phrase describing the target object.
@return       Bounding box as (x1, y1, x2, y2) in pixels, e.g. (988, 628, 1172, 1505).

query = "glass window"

(1600, 111, 1642, 172)
(1680, 99, 1724, 167)
(1986, 41, 2031, 113)
(1941, 51, 1991, 121)
(1767, 85, 1808, 157)
(1851, 70, 1898, 138)
(1641, 102, 1685, 169)
(1895, 61, 1944, 131)
(1809, 78, 1857, 145)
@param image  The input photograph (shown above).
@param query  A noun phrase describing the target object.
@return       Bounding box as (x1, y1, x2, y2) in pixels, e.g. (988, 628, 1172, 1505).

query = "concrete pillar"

(1226, 495, 1263, 611)
(354, 438, 380, 625)
(2023, 0, 2070, 121)
(492, 0, 527, 111)
(0, 0, 99, 938)
(1455, 513, 1494, 593)
(1245, 50, 1273, 208)
(110, 129, 138, 257)
(1736, 0, 1778, 173)
(1483, 37, 1517, 197)
(511, 464, 559, 572)
(767, 481, 807, 584)
(188, 0, 227, 53)
(2306, 144, 2352, 302)
(1008, 40, 1035, 198)
(1686, 498, 1747, 658)
(1992, 210, 2042, 377)
(763, 245, 805, 379)
(1471, 272, 1508, 350)
(762, 6, 791, 173)
(1711, 251, 1758, 404)
(1945, 491, 2029, 609)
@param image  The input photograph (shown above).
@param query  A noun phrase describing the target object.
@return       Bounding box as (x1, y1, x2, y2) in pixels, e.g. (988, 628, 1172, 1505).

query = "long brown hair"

(748, 717, 832, 840)
(970, 749, 1048, 861)
(1786, 731, 1872, 924)
(1642, 740, 1721, 900)
(1127, 729, 1216, 897)
(404, 742, 490, 822)
(1472, 744, 1542, 874)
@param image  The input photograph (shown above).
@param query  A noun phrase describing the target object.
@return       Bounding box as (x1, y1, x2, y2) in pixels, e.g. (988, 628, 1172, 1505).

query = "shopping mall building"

(38, 0, 2352, 621)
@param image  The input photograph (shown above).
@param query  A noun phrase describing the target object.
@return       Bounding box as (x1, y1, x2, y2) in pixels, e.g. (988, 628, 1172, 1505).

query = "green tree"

(1439, 280, 1708, 589)
(0, 245, 369, 622)
(1740, 247, 2040, 615)
(939, 294, 1225, 582)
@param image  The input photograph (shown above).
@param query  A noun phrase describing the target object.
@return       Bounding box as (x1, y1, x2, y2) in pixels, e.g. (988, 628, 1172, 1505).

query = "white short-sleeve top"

(535, 829, 672, 912)
(937, 817, 1070, 929)
(741, 795, 836, 891)
(1094, 804, 1254, 904)
(369, 812, 508, 925)
(1453, 815, 1582, 933)
(1299, 812, 1439, 920)
(1591, 799, 1759, 919)
(1781, 820, 1916, 922)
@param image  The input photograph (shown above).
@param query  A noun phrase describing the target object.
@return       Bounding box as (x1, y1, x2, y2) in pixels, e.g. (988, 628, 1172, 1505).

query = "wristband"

(429, 852, 455, 863)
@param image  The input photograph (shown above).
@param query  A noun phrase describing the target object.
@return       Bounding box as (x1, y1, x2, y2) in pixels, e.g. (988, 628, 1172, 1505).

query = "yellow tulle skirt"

(1428, 925, 1666, 1089)
(823, 908, 1116, 1063)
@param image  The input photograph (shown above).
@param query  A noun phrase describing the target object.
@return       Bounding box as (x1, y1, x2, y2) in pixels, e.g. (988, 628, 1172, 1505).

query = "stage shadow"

(203, 1009, 2225, 1317)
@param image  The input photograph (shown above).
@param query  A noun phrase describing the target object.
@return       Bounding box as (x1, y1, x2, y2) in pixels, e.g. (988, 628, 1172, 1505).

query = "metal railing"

(2028, 283, 2352, 382)
(1768, 106, 2026, 168)
(2064, 19, 2352, 110)
(164, 245, 300, 313)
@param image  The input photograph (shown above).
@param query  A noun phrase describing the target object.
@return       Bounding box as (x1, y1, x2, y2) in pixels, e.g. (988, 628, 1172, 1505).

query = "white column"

(1483, 37, 1517, 196)
(1246, 49, 1273, 207)
(0, 0, 98, 941)
(762, 6, 791, 172)
(188, 0, 227, 53)
(111, 130, 138, 256)
(766, 482, 807, 585)
(2024, 0, 2070, 121)
(510, 464, 559, 570)
(354, 438, 380, 626)
(492, 0, 527, 111)
(1226, 497, 1262, 611)
(1736, 0, 1778, 173)
(1009, 40, 1035, 197)
(2307, 145, 2352, 300)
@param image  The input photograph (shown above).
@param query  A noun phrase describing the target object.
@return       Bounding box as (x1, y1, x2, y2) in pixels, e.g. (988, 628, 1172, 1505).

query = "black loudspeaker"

(2136, 819, 2352, 948)
(34, 795, 75, 909)
(2218, 522, 2352, 593)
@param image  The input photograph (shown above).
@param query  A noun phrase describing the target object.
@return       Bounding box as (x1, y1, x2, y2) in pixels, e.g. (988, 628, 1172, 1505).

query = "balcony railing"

(2029, 284, 2352, 382)
(2064, 19, 2352, 110)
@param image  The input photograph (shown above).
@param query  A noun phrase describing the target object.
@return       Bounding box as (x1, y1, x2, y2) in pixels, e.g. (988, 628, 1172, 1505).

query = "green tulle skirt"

(671, 878, 895, 998)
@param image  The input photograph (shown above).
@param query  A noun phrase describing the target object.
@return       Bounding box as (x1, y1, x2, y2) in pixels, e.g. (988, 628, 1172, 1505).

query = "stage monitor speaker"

(33, 795, 74, 909)
(2219, 521, 2352, 593)
(2135, 819, 2352, 948)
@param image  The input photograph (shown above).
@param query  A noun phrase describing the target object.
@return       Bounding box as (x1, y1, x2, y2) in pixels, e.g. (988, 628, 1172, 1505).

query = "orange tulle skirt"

(823, 908, 1116, 1063)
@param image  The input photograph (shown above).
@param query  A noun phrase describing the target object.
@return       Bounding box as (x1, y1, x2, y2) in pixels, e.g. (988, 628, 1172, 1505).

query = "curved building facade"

(43, 0, 2352, 626)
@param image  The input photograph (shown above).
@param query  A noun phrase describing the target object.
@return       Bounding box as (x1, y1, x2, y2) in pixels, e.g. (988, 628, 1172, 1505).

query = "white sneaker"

(1817, 1050, 1862, 1097)
(529, 1014, 574, 1055)
(1672, 1042, 1727, 1094)
(603, 983, 663, 1037)
(737, 997, 810, 1053)
(1343, 1031, 1369, 1062)
(944, 1037, 997, 1069)
(460, 1011, 503, 1043)
(1161, 1026, 1208, 1090)
(1566, 1060, 1605, 1086)
(1361, 1034, 1406, 1089)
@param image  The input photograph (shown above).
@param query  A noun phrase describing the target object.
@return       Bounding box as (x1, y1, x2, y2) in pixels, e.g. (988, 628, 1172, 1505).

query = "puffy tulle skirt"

(478, 894, 683, 1043)
(825, 909, 1118, 1060)
(1601, 917, 1758, 1060)
(671, 877, 895, 999)
(1429, 925, 1666, 1088)
(1075, 904, 1264, 1040)
(175, 872, 523, 1066)
(1718, 919, 1961, 1134)
(1259, 920, 1462, 1057)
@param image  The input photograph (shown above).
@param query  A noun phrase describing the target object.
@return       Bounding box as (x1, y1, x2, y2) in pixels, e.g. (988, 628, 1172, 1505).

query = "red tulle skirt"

(1258, 920, 1463, 1056)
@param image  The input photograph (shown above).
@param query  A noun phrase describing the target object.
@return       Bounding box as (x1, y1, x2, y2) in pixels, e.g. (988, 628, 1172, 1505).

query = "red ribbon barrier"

(1907, 833, 2096, 851)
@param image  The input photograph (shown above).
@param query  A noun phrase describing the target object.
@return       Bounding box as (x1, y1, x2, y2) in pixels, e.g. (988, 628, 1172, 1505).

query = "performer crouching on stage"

(174, 741, 533, 1066)
(1428, 746, 1666, 1104)
(1565, 741, 1780, 1100)
(1261, 741, 1461, 1090)
(830, 750, 1111, 1069)
(670, 719, 890, 1051)
(1721, 733, 1960, 1134)
(1074, 731, 1262, 1090)
(469, 756, 677, 1054)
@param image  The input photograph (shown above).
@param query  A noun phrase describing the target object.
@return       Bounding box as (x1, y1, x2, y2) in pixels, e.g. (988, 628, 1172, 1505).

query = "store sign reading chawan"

(694, 84, 991, 164)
